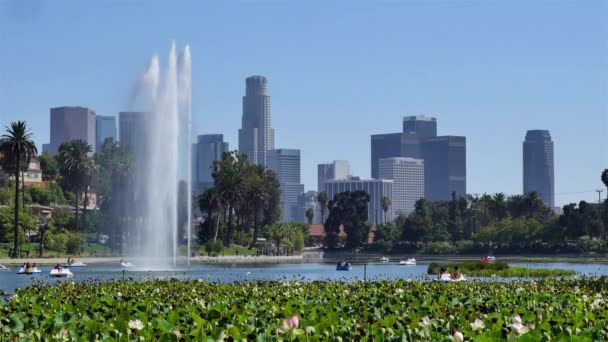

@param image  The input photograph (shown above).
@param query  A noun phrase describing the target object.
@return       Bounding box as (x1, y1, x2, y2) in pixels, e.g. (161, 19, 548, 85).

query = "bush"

(423, 241, 456, 254)
(44, 232, 69, 251)
(213, 241, 224, 255)
(294, 232, 304, 252)
(66, 235, 82, 254)
(204, 241, 214, 256)
(427, 261, 574, 277)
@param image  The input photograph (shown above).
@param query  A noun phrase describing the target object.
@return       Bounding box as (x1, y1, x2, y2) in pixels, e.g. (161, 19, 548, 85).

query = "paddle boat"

(438, 273, 467, 282)
(480, 256, 496, 263)
(380, 256, 389, 263)
(336, 261, 352, 271)
(120, 260, 134, 267)
(0, 264, 9, 270)
(399, 258, 416, 266)
(49, 268, 73, 278)
(17, 266, 42, 275)
(64, 259, 86, 267)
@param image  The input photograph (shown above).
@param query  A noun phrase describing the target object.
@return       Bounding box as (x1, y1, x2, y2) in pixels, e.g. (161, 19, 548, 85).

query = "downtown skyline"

(0, 1, 605, 206)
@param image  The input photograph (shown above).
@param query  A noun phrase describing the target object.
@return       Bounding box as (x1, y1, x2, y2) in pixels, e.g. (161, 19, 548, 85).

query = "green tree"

(38, 152, 59, 181)
(213, 151, 246, 245)
(524, 191, 544, 219)
(198, 187, 222, 243)
(243, 165, 268, 248)
(381, 196, 391, 223)
(0, 121, 38, 257)
(317, 192, 328, 224)
(324, 191, 371, 249)
(602, 169, 608, 192)
(305, 207, 314, 225)
(373, 222, 401, 252)
(57, 139, 92, 232)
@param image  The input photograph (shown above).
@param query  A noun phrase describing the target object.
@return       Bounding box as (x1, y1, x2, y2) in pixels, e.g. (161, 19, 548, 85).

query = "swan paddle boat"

(17, 266, 42, 275)
(64, 260, 86, 267)
(380, 256, 389, 263)
(0, 264, 9, 270)
(480, 256, 496, 263)
(438, 273, 467, 282)
(49, 268, 73, 278)
(120, 260, 134, 267)
(399, 258, 416, 266)
(336, 262, 352, 271)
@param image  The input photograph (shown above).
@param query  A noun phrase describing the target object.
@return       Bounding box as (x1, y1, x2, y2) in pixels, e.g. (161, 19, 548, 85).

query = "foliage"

(324, 190, 371, 249)
(27, 182, 67, 206)
(423, 241, 456, 254)
(38, 151, 59, 180)
(0, 206, 35, 244)
(66, 234, 83, 254)
(1, 277, 607, 340)
(427, 261, 575, 277)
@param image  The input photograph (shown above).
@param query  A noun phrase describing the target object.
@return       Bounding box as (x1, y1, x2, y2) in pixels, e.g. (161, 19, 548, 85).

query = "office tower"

(370, 133, 402, 179)
(523, 130, 555, 208)
(317, 160, 350, 192)
(267, 149, 304, 223)
(194, 134, 229, 192)
(42, 144, 50, 154)
(96, 115, 117, 151)
(324, 177, 393, 224)
(402, 115, 437, 138)
(297, 191, 322, 224)
(49, 106, 96, 154)
(422, 136, 467, 201)
(379, 157, 424, 216)
(238, 75, 275, 166)
(119, 112, 148, 154)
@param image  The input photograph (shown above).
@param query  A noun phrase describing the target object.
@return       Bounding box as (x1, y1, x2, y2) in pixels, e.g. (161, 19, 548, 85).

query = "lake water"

(1, 261, 606, 294)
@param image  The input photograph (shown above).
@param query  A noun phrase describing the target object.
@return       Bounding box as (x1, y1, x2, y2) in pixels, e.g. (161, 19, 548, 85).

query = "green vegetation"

(1, 277, 607, 340)
(324, 190, 371, 248)
(428, 261, 576, 278)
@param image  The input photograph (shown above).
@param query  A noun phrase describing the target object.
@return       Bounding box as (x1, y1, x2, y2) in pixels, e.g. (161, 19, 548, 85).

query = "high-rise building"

(238, 75, 275, 166)
(317, 160, 350, 192)
(193, 134, 229, 193)
(49, 106, 96, 154)
(370, 133, 402, 179)
(324, 177, 393, 224)
(402, 115, 437, 138)
(119, 112, 148, 154)
(523, 130, 555, 208)
(379, 157, 424, 216)
(422, 136, 467, 201)
(297, 191, 322, 224)
(96, 115, 117, 151)
(267, 149, 304, 223)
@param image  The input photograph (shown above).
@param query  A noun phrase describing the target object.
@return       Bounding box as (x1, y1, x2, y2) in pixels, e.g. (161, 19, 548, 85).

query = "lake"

(1, 260, 607, 294)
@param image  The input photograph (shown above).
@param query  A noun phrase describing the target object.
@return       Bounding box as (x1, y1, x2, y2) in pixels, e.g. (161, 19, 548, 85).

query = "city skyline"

(1, 1, 605, 206)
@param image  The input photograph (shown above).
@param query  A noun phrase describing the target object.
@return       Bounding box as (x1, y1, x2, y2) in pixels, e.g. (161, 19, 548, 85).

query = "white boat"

(0, 264, 9, 270)
(380, 257, 389, 263)
(121, 261, 134, 268)
(17, 267, 42, 275)
(438, 273, 467, 282)
(399, 258, 416, 266)
(49, 268, 73, 278)
(63, 261, 86, 267)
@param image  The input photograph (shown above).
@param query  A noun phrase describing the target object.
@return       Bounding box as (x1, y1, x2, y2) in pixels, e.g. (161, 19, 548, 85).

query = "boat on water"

(336, 265, 352, 271)
(120, 260, 134, 267)
(17, 267, 42, 275)
(49, 268, 73, 278)
(480, 256, 496, 263)
(64, 261, 86, 267)
(380, 257, 389, 263)
(438, 273, 467, 282)
(399, 258, 416, 266)
(0, 264, 9, 270)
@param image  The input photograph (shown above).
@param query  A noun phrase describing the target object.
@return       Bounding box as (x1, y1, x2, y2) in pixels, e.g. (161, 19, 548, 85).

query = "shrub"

(213, 241, 224, 255)
(423, 241, 456, 254)
(66, 235, 82, 254)
(204, 241, 214, 256)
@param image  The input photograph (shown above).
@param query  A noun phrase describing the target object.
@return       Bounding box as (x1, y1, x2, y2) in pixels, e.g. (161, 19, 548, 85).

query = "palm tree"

(492, 193, 507, 222)
(507, 194, 525, 218)
(0, 121, 37, 258)
(57, 139, 92, 232)
(305, 207, 315, 225)
(198, 187, 223, 243)
(381, 196, 391, 223)
(81, 158, 96, 249)
(524, 191, 544, 218)
(602, 169, 608, 193)
(245, 165, 268, 249)
(317, 192, 328, 224)
(213, 151, 246, 245)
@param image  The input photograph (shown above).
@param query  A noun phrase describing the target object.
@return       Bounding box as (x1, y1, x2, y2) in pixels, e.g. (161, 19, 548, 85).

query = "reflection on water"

(0, 261, 606, 294)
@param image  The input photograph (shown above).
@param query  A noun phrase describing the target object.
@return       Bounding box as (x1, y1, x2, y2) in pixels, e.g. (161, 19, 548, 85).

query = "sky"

(0, 0, 606, 206)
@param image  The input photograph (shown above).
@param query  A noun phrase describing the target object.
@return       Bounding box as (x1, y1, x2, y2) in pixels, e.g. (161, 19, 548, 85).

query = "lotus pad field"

(1, 277, 607, 341)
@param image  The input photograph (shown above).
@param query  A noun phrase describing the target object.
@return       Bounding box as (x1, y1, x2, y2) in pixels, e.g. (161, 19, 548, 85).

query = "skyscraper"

(422, 136, 467, 201)
(49, 106, 96, 154)
(119, 112, 148, 154)
(370, 133, 402, 178)
(96, 115, 117, 151)
(238, 75, 275, 166)
(193, 134, 229, 193)
(317, 160, 350, 192)
(324, 177, 393, 224)
(379, 157, 424, 216)
(267, 149, 304, 223)
(523, 130, 555, 208)
(402, 115, 437, 138)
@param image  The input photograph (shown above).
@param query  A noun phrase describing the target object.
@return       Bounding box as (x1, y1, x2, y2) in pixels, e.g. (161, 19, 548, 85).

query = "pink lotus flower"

(451, 330, 464, 342)
(280, 315, 299, 332)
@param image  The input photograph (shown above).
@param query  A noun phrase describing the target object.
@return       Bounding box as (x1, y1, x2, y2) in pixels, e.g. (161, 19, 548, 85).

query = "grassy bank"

(1, 277, 606, 340)
(427, 261, 576, 278)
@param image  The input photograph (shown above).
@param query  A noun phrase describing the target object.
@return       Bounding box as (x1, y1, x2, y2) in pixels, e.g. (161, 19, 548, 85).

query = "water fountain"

(128, 42, 192, 269)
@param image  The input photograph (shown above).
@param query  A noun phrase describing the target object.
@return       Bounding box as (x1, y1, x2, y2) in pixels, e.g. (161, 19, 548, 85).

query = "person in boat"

(25, 262, 32, 272)
(451, 266, 461, 280)
(54, 264, 62, 271)
(439, 267, 450, 279)
(31, 263, 37, 270)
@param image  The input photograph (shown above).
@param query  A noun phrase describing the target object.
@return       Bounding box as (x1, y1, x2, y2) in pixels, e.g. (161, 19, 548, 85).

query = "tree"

(265, 223, 286, 254)
(243, 165, 268, 248)
(602, 169, 608, 192)
(213, 151, 246, 245)
(492, 193, 507, 222)
(0, 121, 37, 257)
(317, 192, 328, 224)
(381, 196, 391, 223)
(57, 139, 92, 233)
(38, 152, 59, 180)
(324, 191, 371, 249)
(305, 207, 314, 225)
(198, 187, 222, 243)
(524, 192, 544, 219)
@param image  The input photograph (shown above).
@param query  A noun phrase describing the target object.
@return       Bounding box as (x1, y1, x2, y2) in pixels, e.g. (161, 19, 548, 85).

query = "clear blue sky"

(1, 0, 606, 206)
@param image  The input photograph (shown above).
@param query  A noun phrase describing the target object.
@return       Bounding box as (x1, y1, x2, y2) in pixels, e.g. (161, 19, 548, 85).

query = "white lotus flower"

(419, 316, 431, 328)
(470, 318, 485, 331)
(128, 319, 145, 331)
(451, 330, 464, 342)
(509, 315, 529, 334)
